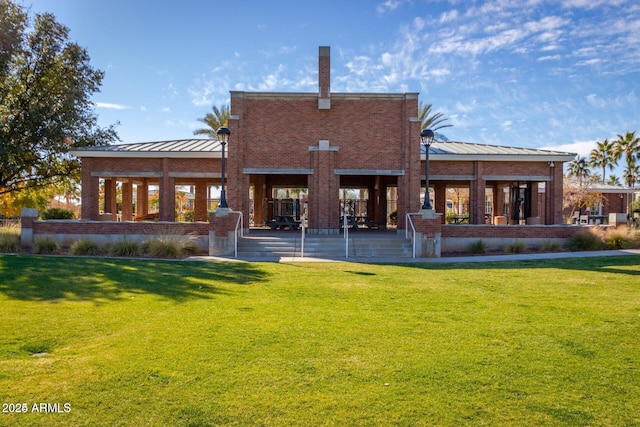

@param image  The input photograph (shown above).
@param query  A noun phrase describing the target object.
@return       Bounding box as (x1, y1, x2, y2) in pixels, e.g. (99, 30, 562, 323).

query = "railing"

(343, 214, 349, 258)
(234, 212, 244, 258)
(405, 213, 417, 259)
(300, 215, 306, 258)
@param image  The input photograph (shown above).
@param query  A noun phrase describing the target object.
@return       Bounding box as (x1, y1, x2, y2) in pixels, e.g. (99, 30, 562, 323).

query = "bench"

(267, 215, 301, 230)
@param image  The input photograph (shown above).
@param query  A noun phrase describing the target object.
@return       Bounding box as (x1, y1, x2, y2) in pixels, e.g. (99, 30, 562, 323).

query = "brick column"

(309, 140, 339, 234)
(194, 179, 208, 222)
(81, 160, 99, 220)
(411, 210, 443, 257)
(209, 209, 242, 256)
(434, 182, 447, 223)
(159, 159, 175, 221)
(137, 179, 149, 218)
(104, 178, 117, 216)
(470, 161, 486, 224)
(121, 180, 133, 221)
(20, 208, 38, 248)
(253, 175, 266, 226)
(549, 164, 565, 224)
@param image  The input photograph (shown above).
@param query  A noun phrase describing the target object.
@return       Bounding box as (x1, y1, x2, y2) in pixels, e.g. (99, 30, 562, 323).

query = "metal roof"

(424, 141, 576, 162)
(71, 138, 576, 162)
(70, 139, 223, 158)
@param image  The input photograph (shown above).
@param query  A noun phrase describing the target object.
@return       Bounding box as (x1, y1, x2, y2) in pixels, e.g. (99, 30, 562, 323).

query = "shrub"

(142, 238, 181, 258)
(0, 228, 20, 252)
(40, 208, 75, 220)
(467, 239, 486, 255)
(566, 229, 603, 251)
(541, 240, 562, 252)
(33, 237, 60, 254)
(141, 225, 198, 258)
(602, 227, 638, 250)
(70, 239, 102, 256)
(109, 240, 140, 257)
(505, 240, 526, 254)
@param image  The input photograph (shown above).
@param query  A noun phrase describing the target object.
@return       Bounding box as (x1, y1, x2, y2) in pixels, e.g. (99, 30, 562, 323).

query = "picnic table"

(451, 215, 470, 224)
(340, 215, 377, 230)
(267, 215, 301, 230)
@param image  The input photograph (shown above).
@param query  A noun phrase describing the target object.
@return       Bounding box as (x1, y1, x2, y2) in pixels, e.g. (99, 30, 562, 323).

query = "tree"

(0, 0, 118, 196)
(418, 102, 452, 133)
(566, 156, 591, 187)
(193, 105, 230, 138)
(607, 174, 622, 186)
(614, 131, 640, 172)
(589, 138, 618, 184)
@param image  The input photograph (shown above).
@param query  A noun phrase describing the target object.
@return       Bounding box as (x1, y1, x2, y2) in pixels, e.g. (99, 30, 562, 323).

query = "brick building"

(72, 46, 575, 233)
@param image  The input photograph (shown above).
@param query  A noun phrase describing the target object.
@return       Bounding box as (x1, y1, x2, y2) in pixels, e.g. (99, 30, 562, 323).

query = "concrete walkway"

(186, 249, 640, 264)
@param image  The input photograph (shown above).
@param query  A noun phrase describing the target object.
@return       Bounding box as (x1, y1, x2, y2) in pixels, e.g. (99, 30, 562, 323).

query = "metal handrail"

(234, 212, 244, 258)
(343, 214, 349, 258)
(300, 216, 306, 258)
(406, 213, 417, 259)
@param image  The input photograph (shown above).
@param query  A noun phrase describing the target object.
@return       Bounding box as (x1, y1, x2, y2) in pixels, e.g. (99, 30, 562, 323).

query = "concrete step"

(237, 235, 413, 259)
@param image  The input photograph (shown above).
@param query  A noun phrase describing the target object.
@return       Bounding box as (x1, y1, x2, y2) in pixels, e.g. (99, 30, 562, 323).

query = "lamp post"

(578, 158, 586, 188)
(625, 171, 635, 221)
(421, 129, 435, 210)
(216, 127, 230, 209)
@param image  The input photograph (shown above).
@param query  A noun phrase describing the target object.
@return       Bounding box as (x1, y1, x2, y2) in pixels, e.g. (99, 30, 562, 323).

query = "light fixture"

(216, 127, 231, 209)
(420, 129, 435, 210)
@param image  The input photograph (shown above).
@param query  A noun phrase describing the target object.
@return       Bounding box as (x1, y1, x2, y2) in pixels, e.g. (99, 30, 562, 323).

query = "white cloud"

(540, 140, 594, 156)
(376, 0, 403, 14)
(94, 102, 129, 110)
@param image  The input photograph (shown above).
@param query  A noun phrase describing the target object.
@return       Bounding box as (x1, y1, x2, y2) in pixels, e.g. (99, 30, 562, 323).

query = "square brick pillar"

(104, 178, 117, 216)
(209, 208, 242, 256)
(159, 159, 175, 222)
(194, 179, 208, 222)
(121, 180, 133, 221)
(81, 160, 99, 220)
(308, 140, 339, 234)
(137, 179, 149, 218)
(20, 208, 39, 248)
(411, 209, 443, 257)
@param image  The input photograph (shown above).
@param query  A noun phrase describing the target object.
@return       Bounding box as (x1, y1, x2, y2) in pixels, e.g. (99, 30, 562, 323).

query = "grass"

(0, 223, 20, 252)
(0, 255, 639, 426)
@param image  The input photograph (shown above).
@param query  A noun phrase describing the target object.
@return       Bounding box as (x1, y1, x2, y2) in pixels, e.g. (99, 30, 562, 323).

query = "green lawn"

(0, 255, 639, 426)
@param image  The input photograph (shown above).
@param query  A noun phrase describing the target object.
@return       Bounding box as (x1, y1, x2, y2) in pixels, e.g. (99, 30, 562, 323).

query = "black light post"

(216, 127, 230, 209)
(578, 158, 586, 188)
(421, 129, 435, 210)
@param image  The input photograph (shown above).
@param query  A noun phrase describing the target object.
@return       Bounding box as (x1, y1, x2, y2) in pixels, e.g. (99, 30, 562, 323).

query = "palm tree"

(607, 174, 622, 186)
(567, 156, 590, 187)
(589, 138, 619, 184)
(614, 131, 640, 172)
(418, 102, 452, 133)
(193, 105, 230, 138)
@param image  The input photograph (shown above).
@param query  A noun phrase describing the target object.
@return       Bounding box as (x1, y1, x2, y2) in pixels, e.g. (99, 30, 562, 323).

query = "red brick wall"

(442, 224, 580, 239)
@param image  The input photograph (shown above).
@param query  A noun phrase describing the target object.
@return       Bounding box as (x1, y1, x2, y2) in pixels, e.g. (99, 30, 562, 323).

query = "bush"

(505, 240, 526, 254)
(141, 225, 198, 258)
(0, 230, 20, 252)
(541, 240, 562, 252)
(41, 208, 75, 220)
(70, 239, 102, 256)
(601, 227, 639, 250)
(109, 240, 140, 257)
(33, 237, 60, 254)
(142, 238, 181, 258)
(566, 229, 603, 251)
(467, 239, 486, 254)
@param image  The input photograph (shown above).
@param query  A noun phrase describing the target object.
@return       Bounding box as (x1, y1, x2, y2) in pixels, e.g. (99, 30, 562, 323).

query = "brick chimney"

(318, 46, 330, 110)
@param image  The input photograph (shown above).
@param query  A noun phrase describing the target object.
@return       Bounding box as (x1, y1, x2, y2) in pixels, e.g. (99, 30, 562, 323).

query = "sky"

(26, 0, 640, 178)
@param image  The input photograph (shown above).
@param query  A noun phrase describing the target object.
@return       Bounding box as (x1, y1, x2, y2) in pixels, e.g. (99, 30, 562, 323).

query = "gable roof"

(70, 139, 222, 158)
(425, 141, 576, 162)
(71, 138, 576, 162)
